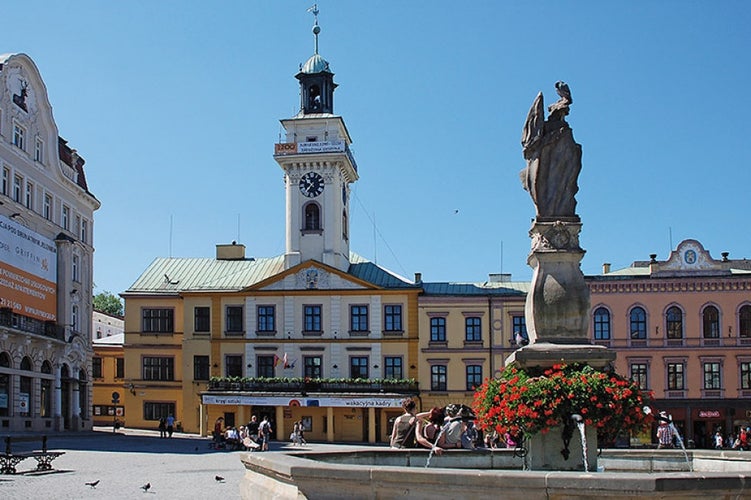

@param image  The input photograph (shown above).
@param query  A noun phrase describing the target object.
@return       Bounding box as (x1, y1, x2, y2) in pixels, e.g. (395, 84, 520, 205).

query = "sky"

(5, 1, 750, 296)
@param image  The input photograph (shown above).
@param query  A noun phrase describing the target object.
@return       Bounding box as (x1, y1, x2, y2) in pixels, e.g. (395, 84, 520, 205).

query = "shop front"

(201, 393, 406, 444)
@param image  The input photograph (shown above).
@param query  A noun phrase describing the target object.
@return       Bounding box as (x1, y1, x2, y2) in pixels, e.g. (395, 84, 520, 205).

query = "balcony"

(0, 308, 65, 341)
(208, 377, 417, 394)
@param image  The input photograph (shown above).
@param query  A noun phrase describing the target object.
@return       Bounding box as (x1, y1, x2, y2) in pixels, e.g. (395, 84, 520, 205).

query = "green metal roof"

(123, 253, 418, 295)
(421, 280, 529, 296)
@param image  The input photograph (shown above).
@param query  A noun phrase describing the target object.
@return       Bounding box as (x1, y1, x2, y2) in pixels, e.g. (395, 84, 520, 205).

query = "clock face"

(299, 172, 324, 198)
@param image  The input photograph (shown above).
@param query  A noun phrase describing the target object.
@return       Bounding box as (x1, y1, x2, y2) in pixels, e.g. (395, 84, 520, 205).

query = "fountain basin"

(240, 448, 751, 499)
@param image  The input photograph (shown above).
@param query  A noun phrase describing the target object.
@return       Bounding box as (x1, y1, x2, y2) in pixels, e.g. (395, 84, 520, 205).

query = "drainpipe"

(488, 295, 494, 377)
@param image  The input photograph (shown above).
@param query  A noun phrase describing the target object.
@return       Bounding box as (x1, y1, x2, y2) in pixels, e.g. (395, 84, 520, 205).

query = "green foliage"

(93, 291, 124, 317)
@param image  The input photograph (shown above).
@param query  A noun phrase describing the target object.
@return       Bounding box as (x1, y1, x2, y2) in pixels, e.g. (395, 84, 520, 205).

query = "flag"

(273, 354, 280, 367)
(283, 352, 289, 369)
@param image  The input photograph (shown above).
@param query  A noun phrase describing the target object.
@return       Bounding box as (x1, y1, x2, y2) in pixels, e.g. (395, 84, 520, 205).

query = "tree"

(93, 291, 123, 317)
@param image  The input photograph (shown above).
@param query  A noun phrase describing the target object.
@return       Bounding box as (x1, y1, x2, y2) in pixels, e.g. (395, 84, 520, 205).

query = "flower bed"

(472, 363, 653, 444)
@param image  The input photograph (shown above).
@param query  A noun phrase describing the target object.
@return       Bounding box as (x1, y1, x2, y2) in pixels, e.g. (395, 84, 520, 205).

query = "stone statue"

(520, 81, 582, 219)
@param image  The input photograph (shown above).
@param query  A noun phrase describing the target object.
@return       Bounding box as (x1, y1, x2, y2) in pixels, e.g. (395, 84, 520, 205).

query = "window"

(0, 353, 9, 417)
(304, 203, 320, 230)
(75, 215, 81, 238)
(350, 305, 369, 332)
(193, 355, 210, 381)
(25, 181, 33, 209)
(40, 361, 52, 418)
(630, 363, 648, 389)
(62, 205, 70, 230)
(257, 305, 275, 333)
(303, 356, 322, 378)
(115, 358, 124, 379)
(630, 307, 647, 339)
(19, 359, 32, 416)
(43, 193, 51, 220)
(13, 174, 22, 202)
(384, 356, 403, 380)
(194, 306, 210, 333)
(72, 255, 79, 282)
(384, 305, 402, 332)
(430, 317, 446, 342)
(431, 365, 447, 391)
(350, 356, 369, 379)
(142, 357, 174, 381)
(71, 305, 79, 332)
(342, 210, 348, 239)
(13, 123, 25, 149)
(740, 305, 751, 338)
(593, 307, 610, 340)
(465, 317, 481, 342)
(81, 219, 88, 243)
(92, 357, 103, 378)
(225, 355, 243, 377)
(666, 306, 683, 339)
(703, 306, 720, 339)
(144, 402, 175, 421)
(35, 137, 43, 162)
(2, 167, 8, 196)
(466, 365, 482, 391)
(304, 305, 322, 332)
(225, 305, 243, 333)
(142, 308, 174, 333)
(667, 363, 684, 390)
(703, 362, 721, 389)
(741, 362, 751, 390)
(512, 314, 528, 343)
(257, 355, 275, 378)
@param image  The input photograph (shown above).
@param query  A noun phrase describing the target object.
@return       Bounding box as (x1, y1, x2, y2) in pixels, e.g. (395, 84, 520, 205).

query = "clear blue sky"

(6, 1, 750, 296)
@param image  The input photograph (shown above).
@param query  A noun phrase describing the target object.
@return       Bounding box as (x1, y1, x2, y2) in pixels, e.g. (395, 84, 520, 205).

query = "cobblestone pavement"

(0, 427, 338, 500)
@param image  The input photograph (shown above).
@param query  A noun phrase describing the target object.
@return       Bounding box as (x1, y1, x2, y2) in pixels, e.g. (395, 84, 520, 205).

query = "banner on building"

(0, 215, 57, 321)
(274, 140, 345, 156)
(202, 394, 404, 408)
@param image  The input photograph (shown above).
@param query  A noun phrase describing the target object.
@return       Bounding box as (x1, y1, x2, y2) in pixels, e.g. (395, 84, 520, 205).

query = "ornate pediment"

(259, 264, 367, 291)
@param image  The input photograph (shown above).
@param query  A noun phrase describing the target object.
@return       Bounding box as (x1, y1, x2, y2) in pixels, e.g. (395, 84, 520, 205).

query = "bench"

(1, 436, 65, 474)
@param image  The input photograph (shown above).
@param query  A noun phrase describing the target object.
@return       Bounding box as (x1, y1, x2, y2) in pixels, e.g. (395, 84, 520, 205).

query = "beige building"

(0, 53, 99, 432)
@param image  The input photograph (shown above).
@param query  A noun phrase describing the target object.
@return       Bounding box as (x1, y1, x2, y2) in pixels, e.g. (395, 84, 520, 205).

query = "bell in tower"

(296, 4, 337, 115)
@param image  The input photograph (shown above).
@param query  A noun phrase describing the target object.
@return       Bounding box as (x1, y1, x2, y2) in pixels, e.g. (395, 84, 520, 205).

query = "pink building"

(588, 239, 751, 448)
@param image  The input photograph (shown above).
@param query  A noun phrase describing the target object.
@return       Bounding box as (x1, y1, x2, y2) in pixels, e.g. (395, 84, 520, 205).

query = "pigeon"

(85, 480, 100, 488)
(141, 482, 151, 492)
(215, 475, 225, 482)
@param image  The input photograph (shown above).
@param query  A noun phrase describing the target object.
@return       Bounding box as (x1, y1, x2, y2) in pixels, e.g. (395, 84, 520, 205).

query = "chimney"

(488, 273, 511, 283)
(602, 263, 611, 274)
(414, 272, 422, 284)
(649, 254, 658, 273)
(216, 241, 246, 260)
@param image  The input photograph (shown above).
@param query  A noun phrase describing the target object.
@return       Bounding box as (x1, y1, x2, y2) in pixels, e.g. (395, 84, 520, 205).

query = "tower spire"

(307, 4, 320, 55)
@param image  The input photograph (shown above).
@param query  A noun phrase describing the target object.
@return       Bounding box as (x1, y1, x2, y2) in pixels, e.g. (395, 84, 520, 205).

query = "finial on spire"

(307, 4, 320, 54)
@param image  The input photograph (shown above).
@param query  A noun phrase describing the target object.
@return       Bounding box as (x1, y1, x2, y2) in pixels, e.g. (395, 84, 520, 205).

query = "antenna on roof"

(237, 213, 241, 243)
(169, 215, 173, 258)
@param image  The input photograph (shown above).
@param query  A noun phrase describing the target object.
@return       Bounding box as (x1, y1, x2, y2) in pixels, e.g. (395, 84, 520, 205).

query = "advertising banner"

(202, 394, 404, 408)
(0, 215, 57, 321)
(274, 140, 345, 155)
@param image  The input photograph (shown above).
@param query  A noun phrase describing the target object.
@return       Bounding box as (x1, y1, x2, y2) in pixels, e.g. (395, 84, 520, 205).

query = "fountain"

(239, 82, 751, 498)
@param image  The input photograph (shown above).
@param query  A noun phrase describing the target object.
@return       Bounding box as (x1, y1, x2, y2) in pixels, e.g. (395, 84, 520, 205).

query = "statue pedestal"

(526, 423, 598, 472)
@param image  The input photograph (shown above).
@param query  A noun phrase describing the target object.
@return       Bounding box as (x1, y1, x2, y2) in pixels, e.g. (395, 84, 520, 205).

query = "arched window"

(304, 203, 320, 230)
(40, 361, 52, 418)
(666, 306, 683, 339)
(702, 305, 720, 339)
(593, 307, 611, 340)
(629, 307, 647, 339)
(740, 305, 751, 338)
(20, 356, 33, 416)
(0, 352, 11, 417)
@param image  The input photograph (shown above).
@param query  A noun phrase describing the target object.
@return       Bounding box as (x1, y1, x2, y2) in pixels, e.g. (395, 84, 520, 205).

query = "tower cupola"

(296, 4, 337, 115)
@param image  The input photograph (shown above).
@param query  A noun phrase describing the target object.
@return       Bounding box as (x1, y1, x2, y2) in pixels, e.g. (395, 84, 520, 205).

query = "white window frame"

(43, 193, 51, 220)
(13, 122, 25, 150)
(62, 205, 70, 230)
(25, 181, 33, 209)
(2, 167, 8, 196)
(34, 137, 43, 163)
(72, 254, 79, 282)
(81, 219, 88, 243)
(13, 174, 22, 202)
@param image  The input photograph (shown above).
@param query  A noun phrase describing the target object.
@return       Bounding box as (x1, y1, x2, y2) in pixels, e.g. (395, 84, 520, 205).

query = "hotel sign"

(0, 215, 57, 321)
(274, 140, 345, 155)
(697, 410, 722, 418)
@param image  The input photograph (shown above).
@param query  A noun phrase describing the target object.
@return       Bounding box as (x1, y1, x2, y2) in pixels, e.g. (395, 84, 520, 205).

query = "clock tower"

(274, 7, 358, 272)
